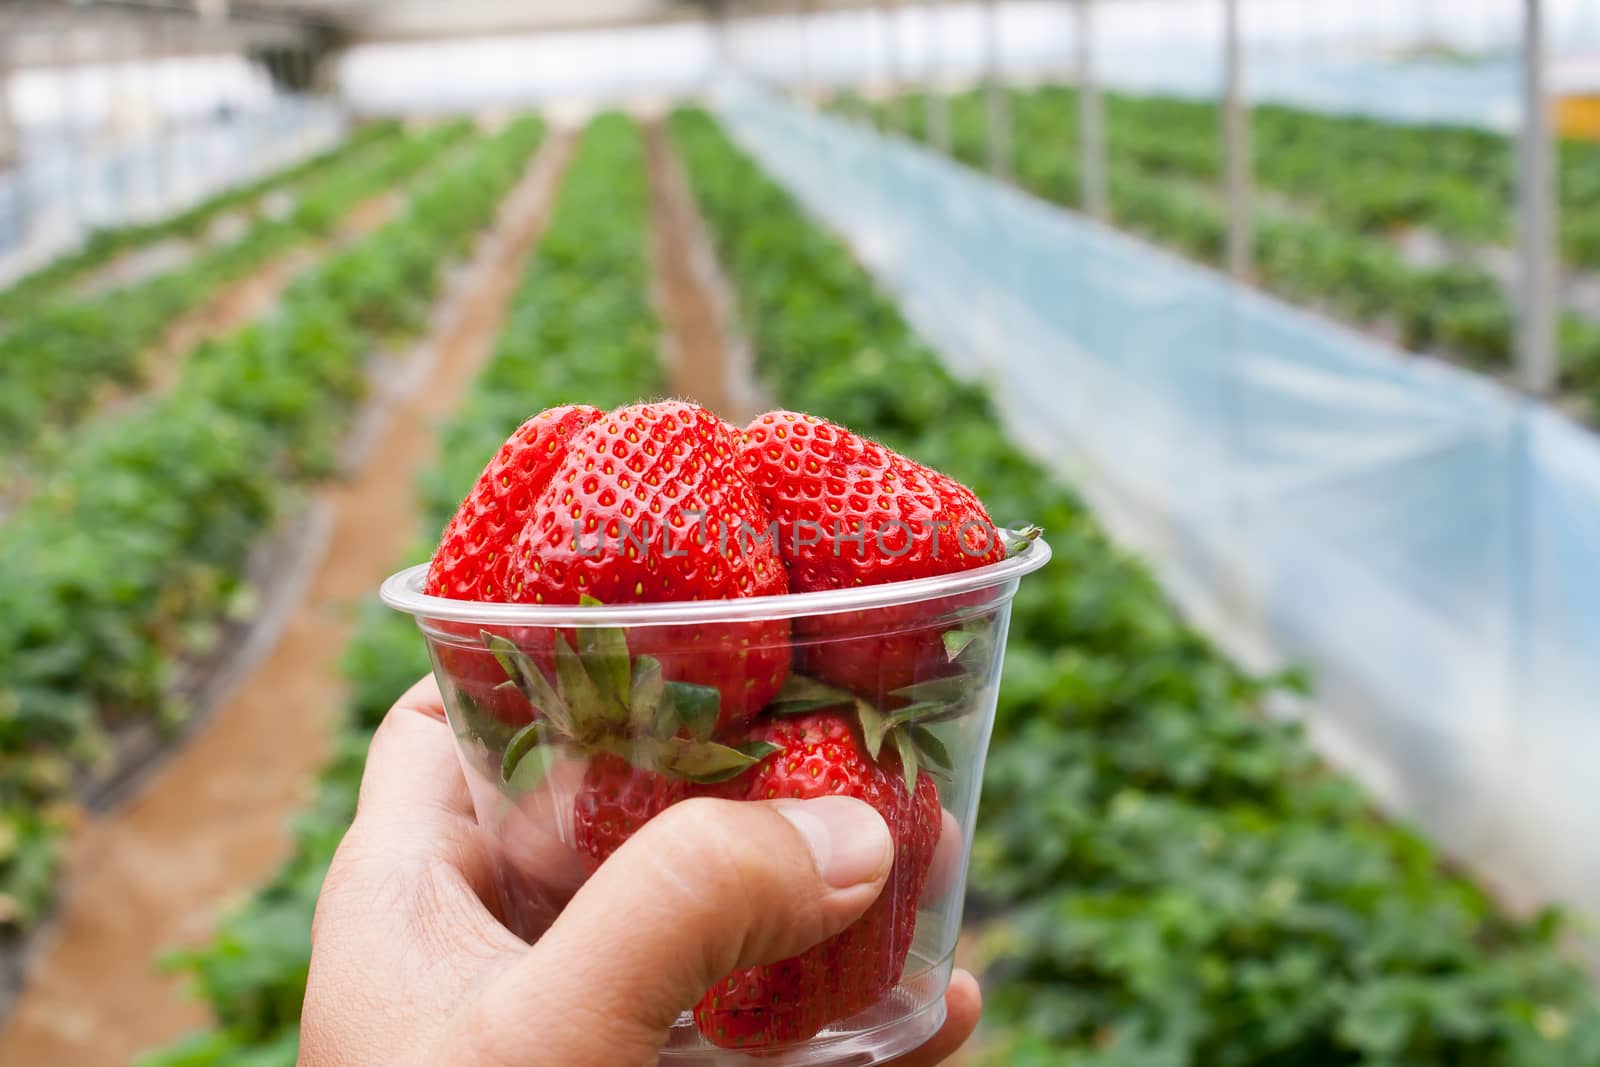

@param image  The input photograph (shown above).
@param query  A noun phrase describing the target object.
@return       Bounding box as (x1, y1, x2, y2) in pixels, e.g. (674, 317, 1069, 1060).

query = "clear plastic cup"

(380, 530, 1050, 1066)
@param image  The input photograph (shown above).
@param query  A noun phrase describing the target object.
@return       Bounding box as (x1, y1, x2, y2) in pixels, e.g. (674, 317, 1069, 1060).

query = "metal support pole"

(924, 2, 950, 152)
(1076, 0, 1107, 219)
(796, 1, 813, 99)
(54, 20, 89, 236)
(983, 0, 1010, 178)
(1222, 0, 1252, 279)
(0, 60, 15, 169)
(880, 0, 901, 132)
(0, 55, 19, 257)
(711, 0, 732, 82)
(1516, 0, 1557, 395)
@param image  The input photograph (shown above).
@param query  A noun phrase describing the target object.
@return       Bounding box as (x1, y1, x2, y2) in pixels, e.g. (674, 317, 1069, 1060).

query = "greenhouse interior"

(2, 0, 1600, 1064)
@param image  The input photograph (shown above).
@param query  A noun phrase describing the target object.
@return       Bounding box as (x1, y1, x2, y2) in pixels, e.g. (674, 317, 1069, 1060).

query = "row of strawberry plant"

(137, 113, 662, 1067)
(0, 120, 473, 464)
(0, 121, 402, 321)
(0, 116, 543, 934)
(669, 106, 1600, 1066)
(1111, 94, 1600, 268)
(883, 86, 1597, 266)
(862, 88, 1600, 414)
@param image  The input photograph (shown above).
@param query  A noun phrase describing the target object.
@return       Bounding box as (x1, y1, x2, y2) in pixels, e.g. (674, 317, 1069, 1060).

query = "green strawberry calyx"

(1006, 524, 1045, 552)
(767, 616, 998, 796)
(481, 597, 780, 788)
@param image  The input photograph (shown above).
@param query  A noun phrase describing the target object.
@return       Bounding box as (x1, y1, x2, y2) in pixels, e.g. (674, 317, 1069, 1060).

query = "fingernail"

(777, 797, 893, 889)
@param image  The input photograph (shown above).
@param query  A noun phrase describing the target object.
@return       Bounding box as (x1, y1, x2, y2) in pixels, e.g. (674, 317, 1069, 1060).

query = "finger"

(922, 808, 964, 905)
(332, 674, 496, 898)
(305, 678, 526, 1063)
(888, 968, 983, 1067)
(355, 673, 475, 826)
(439, 795, 894, 1066)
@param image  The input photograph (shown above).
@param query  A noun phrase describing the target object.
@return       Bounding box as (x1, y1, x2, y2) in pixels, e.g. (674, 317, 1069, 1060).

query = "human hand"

(300, 675, 981, 1066)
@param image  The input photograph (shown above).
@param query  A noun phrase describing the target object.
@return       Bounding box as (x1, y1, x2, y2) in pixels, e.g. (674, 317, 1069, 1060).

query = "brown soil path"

(0, 130, 574, 1067)
(645, 121, 762, 424)
(137, 190, 402, 399)
(0, 190, 406, 517)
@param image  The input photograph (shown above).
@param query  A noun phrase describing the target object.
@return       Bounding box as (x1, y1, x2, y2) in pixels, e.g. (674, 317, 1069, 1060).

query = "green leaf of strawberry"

(577, 594, 632, 714)
(858, 699, 891, 761)
(665, 681, 722, 742)
(656, 737, 783, 784)
(553, 632, 614, 731)
(891, 727, 921, 797)
(769, 673, 857, 716)
(501, 720, 552, 784)
(890, 674, 974, 706)
(942, 628, 981, 662)
(477, 612, 782, 791)
(767, 669, 970, 787)
(907, 724, 953, 775)
(484, 630, 573, 737)
(630, 656, 667, 733)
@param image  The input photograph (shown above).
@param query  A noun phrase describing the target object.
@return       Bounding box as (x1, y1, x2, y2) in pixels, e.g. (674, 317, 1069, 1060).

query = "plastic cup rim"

(380, 530, 1051, 628)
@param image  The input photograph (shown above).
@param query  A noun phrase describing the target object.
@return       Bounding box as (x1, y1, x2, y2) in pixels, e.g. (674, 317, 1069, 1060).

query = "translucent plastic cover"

(713, 82, 1600, 948)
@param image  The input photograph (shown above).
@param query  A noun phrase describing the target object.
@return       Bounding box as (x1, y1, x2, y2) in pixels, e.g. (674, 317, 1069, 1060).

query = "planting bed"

(5, 102, 1593, 1067)
(0, 117, 545, 983)
(125, 106, 1600, 1067)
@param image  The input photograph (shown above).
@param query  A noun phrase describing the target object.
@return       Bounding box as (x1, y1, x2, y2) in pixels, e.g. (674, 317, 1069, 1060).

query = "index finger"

(356, 673, 477, 831)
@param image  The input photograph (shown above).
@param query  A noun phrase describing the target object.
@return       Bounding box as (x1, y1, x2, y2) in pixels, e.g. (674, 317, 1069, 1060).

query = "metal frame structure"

(1517, 0, 1557, 396)
(767, 0, 1552, 391)
(1223, 0, 1252, 280)
(0, 0, 1567, 401)
(1076, 0, 1107, 221)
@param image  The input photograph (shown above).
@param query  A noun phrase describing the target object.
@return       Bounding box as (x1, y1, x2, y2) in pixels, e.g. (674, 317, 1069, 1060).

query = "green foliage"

(0, 117, 545, 932)
(670, 106, 1600, 1067)
(138, 113, 664, 1066)
(0, 121, 471, 465)
(864, 87, 1600, 408)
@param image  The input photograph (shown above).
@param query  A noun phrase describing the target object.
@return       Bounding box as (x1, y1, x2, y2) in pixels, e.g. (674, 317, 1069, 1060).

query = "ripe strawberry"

(737, 411, 1006, 703)
(490, 628, 783, 869)
(572, 753, 688, 871)
(510, 400, 790, 730)
(426, 405, 604, 724)
(694, 710, 942, 1051)
(428, 404, 605, 601)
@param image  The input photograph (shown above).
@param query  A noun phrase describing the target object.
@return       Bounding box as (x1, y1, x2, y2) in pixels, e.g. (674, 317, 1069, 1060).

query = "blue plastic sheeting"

(714, 84, 1600, 939)
(0, 98, 344, 287)
(1105, 52, 1523, 130)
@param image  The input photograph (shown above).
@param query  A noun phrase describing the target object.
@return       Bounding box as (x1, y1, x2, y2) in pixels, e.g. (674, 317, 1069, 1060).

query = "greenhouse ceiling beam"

(339, 0, 702, 43)
(82, 0, 335, 30)
(335, 0, 969, 45)
(0, 4, 313, 69)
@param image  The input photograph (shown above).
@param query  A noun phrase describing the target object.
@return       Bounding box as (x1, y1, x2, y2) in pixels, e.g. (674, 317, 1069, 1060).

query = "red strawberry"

(694, 710, 942, 1051)
(426, 405, 604, 724)
(573, 753, 688, 871)
(510, 401, 790, 730)
(428, 404, 605, 601)
(737, 411, 1006, 704)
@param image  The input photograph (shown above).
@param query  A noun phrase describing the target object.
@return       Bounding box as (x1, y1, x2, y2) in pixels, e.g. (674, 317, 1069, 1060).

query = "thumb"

(435, 795, 894, 1066)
